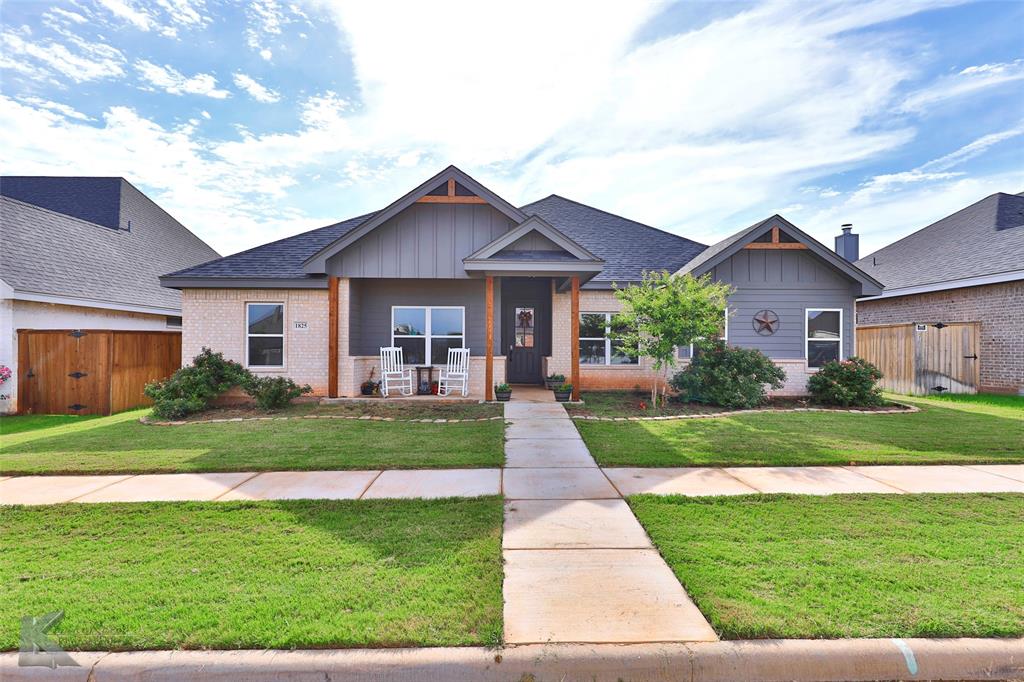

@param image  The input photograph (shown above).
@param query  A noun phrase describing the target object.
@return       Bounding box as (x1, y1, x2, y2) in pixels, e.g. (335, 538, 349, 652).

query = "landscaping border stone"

(140, 414, 506, 426)
(570, 402, 918, 421)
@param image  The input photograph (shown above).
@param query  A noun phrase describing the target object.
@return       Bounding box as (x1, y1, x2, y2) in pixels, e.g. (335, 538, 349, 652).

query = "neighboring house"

(856, 192, 1024, 395)
(161, 166, 881, 400)
(1, 177, 220, 414)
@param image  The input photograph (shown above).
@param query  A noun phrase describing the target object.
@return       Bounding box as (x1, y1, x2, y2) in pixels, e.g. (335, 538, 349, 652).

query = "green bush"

(242, 375, 312, 410)
(144, 348, 249, 419)
(807, 357, 884, 407)
(669, 340, 785, 409)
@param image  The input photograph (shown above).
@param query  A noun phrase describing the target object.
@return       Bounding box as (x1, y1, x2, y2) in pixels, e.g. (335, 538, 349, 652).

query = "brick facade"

(856, 281, 1023, 394)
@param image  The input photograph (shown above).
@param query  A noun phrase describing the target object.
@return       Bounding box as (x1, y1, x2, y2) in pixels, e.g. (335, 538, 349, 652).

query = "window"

(247, 303, 284, 367)
(391, 306, 465, 365)
(678, 307, 729, 359)
(806, 308, 842, 368)
(580, 312, 638, 365)
(165, 315, 182, 329)
(514, 307, 535, 348)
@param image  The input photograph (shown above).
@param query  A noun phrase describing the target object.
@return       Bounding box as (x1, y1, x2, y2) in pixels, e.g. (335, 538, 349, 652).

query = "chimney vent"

(835, 224, 859, 262)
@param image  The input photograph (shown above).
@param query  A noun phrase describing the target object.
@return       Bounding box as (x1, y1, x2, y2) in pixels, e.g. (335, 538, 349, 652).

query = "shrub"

(669, 340, 785, 409)
(242, 375, 313, 410)
(807, 357, 884, 407)
(144, 347, 249, 419)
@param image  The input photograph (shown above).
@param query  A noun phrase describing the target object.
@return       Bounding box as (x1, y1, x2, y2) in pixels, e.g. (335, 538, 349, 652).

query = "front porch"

(327, 275, 587, 401)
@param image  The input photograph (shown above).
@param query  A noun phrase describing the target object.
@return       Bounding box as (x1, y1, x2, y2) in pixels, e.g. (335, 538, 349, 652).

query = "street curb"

(3, 638, 1022, 681)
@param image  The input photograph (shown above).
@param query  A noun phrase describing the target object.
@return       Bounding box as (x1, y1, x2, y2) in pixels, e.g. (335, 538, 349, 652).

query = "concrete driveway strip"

(74, 473, 255, 503)
(503, 548, 718, 644)
(604, 467, 758, 496)
(850, 465, 1024, 493)
(724, 466, 903, 495)
(217, 470, 381, 501)
(964, 464, 1024, 483)
(360, 469, 500, 499)
(503, 499, 653, 549)
(505, 418, 585, 440)
(503, 402, 571, 419)
(0, 475, 134, 505)
(503, 467, 619, 499)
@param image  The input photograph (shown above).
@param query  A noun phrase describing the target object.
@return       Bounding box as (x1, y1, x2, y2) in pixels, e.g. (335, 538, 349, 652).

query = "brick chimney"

(835, 224, 859, 261)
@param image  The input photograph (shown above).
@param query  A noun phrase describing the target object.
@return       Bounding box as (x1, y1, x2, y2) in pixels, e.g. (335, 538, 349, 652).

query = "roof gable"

(679, 214, 883, 294)
(302, 166, 527, 274)
(465, 216, 601, 263)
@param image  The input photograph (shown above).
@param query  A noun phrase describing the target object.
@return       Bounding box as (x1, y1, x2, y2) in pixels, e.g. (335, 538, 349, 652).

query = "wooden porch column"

(570, 275, 580, 401)
(485, 276, 494, 401)
(328, 275, 339, 398)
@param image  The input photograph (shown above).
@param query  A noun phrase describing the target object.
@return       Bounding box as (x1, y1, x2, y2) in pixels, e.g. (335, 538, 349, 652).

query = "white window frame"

(246, 302, 285, 369)
(390, 306, 466, 366)
(684, 307, 730, 357)
(805, 308, 843, 369)
(580, 312, 638, 366)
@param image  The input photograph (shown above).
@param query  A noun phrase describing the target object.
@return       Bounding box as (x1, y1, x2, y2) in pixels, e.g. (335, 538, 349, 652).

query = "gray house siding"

(714, 249, 856, 360)
(348, 278, 502, 356)
(328, 203, 516, 279)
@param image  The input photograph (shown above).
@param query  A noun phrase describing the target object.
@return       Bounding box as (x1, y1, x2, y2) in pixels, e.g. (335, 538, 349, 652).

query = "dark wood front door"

(502, 279, 551, 384)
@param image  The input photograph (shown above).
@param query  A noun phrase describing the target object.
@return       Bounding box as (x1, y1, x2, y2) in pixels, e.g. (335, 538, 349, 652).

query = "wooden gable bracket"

(416, 177, 488, 204)
(744, 225, 808, 249)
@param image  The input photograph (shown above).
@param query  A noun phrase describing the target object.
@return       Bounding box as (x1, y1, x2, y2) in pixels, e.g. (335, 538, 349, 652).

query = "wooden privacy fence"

(17, 330, 182, 415)
(856, 322, 980, 395)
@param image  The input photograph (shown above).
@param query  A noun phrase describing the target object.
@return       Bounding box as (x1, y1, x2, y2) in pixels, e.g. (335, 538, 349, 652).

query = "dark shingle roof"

(164, 194, 706, 284)
(676, 217, 772, 276)
(520, 195, 706, 282)
(855, 193, 1024, 290)
(1, 176, 122, 229)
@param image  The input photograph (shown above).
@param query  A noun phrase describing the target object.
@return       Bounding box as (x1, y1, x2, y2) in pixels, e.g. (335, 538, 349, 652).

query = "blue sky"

(1, 0, 1022, 257)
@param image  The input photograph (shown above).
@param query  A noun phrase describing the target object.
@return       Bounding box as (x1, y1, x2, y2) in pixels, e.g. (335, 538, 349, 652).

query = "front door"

(502, 279, 551, 384)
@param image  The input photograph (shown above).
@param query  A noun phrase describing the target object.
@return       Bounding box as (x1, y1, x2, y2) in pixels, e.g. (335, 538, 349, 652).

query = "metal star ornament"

(752, 310, 779, 335)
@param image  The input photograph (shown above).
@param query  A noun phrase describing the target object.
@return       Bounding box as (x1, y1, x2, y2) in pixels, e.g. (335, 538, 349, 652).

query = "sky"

(1, 0, 1022, 259)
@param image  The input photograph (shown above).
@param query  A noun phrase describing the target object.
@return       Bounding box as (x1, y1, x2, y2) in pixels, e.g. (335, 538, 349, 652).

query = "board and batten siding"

(712, 249, 857, 361)
(348, 279, 502, 357)
(327, 203, 517, 279)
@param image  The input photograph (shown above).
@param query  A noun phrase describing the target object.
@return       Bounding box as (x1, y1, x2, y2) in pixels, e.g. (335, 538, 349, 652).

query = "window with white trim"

(806, 308, 842, 368)
(247, 303, 284, 367)
(579, 312, 638, 365)
(392, 306, 465, 365)
(678, 307, 729, 359)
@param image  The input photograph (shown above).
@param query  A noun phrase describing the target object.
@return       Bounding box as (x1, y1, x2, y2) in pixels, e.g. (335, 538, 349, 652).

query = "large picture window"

(806, 308, 842, 368)
(392, 306, 465, 365)
(247, 303, 284, 367)
(579, 312, 638, 365)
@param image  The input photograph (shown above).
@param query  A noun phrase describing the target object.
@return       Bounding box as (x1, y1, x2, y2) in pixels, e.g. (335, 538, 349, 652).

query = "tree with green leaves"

(613, 271, 733, 405)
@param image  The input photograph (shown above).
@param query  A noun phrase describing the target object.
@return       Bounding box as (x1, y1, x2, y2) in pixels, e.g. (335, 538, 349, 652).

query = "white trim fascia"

(9, 290, 180, 316)
(859, 269, 1024, 301)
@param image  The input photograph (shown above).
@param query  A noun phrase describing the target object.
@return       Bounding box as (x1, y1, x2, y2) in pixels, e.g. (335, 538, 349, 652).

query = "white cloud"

(15, 96, 92, 121)
(900, 59, 1024, 112)
(233, 72, 280, 103)
(201, 110, 211, 119)
(135, 60, 230, 98)
(919, 126, 1024, 172)
(0, 28, 125, 83)
(95, 0, 154, 31)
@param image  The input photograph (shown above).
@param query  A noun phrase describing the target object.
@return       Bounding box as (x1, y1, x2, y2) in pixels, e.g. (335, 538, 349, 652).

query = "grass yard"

(173, 400, 502, 422)
(0, 498, 503, 651)
(0, 413, 101, 435)
(0, 409, 504, 475)
(577, 394, 1024, 467)
(630, 493, 1024, 639)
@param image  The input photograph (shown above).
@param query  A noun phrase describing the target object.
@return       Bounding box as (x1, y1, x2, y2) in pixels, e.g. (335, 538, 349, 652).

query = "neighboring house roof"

(856, 192, 1024, 297)
(677, 214, 883, 295)
(1, 178, 219, 314)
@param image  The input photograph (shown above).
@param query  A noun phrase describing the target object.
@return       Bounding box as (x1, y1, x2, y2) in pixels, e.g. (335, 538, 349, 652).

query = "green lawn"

(630, 493, 1024, 639)
(0, 409, 504, 475)
(0, 413, 101, 435)
(0, 498, 503, 651)
(577, 394, 1024, 467)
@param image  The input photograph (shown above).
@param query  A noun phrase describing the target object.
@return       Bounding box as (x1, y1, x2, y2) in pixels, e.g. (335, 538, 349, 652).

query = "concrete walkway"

(501, 398, 718, 644)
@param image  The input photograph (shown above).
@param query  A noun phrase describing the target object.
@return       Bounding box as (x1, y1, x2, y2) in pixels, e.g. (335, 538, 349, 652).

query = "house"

(855, 192, 1024, 395)
(161, 166, 881, 400)
(1, 177, 220, 414)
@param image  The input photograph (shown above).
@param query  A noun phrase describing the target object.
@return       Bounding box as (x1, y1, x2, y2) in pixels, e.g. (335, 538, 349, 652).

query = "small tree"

(613, 271, 733, 405)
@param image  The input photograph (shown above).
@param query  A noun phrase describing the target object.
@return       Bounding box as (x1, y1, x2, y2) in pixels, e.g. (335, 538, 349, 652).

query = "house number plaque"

(293, 321, 308, 330)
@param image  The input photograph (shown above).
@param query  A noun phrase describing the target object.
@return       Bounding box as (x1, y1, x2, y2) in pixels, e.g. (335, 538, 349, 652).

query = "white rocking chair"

(437, 347, 470, 397)
(379, 346, 413, 397)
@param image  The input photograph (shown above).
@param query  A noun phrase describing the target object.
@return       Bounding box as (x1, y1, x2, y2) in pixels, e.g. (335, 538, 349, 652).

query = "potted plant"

(360, 367, 379, 396)
(544, 373, 565, 390)
(553, 383, 573, 402)
(494, 383, 512, 402)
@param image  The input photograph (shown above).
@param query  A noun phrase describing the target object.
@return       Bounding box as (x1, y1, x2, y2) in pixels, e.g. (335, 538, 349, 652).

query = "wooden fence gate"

(17, 330, 181, 415)
(855, 322, 980, 395)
